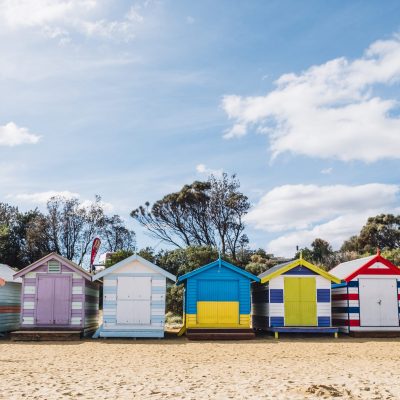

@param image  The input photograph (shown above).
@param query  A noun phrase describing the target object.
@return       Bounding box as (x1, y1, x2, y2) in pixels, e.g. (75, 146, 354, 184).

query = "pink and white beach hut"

(14, 253, 100, 336)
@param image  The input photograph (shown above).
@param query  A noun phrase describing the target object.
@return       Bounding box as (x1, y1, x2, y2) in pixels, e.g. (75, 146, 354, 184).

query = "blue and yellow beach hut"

(177, 258, 259, 339)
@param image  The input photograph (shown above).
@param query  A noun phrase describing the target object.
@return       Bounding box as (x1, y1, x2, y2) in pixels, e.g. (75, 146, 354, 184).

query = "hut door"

(36, 276, 54, 325)
(359, 279, 398, 327)
(36, 276, 71, 325)
(53, 276, 72, 325)
(117, 277, 151, 325)
(284, 277, 317, 326)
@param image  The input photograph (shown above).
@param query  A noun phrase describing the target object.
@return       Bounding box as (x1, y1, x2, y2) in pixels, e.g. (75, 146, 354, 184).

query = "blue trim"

(332, 282, 347, 288)
(317, 289, 330, 303)
(397, 281, 400, 288)
(177, 259, 260, 283)
(332, 306, 360, 313)
(270, 316, 284, 327)
(318, 316, 331, 327)
(270, 289, 284, 303)
(348, 281, 359, 287)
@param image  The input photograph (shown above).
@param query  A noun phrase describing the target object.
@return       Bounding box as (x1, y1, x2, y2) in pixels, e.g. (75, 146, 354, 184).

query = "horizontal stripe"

(270, 289, 283, 303)
(72, 286, 83, 295)
(0, 306, 21, 313)
(332, 293, 359, 301)
(72, 302, 82, 310)
(317, 289, 330, 302)
(318, 316, 331, 327)
(348, 281, 359, 287)
(332, 306, 359, 313)
(23, 302, 34, 310)
(24, 286, 35, 294)
(270, 316, 284, 327)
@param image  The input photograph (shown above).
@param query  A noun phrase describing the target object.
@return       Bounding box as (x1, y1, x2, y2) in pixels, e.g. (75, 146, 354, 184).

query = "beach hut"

(0, 264, 22, 333)
(92, 254, 176, 338)
(13, 253, 100, 338)
(330, 251, 400, 334)
(251, 256, 341, 338)
(177, 258, 260, 339)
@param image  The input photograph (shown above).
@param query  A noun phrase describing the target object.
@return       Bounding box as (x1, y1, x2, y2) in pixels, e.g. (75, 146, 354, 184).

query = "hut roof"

(329, 253, 400, 282)
(92, 254, 176, 282)
(0, 264, 21, 283)
(258, 258, 341, 284)
(177, 258, 260, 284)
(13, 252, 93, 281)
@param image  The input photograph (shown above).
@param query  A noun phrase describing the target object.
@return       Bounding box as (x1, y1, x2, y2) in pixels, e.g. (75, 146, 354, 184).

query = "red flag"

(90, 237, 101, 267)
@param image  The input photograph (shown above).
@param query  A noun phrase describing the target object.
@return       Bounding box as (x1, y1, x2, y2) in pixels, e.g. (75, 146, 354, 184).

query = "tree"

(357, 214, 400, 252)
(131, 173, 250, 260)
(310, 238, 333, 264)
(101, 214, 135, 252)
(104, 249, 134, 268)
(244, 249, 278, 275)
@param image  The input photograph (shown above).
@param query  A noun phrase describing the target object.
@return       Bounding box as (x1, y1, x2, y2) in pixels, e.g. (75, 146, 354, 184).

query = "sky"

(1, 0, 400, 257)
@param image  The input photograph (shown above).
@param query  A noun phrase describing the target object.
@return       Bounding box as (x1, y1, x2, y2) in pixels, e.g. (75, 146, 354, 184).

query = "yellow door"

(197, 302, 239, 326)
(284, 277, 317, 326)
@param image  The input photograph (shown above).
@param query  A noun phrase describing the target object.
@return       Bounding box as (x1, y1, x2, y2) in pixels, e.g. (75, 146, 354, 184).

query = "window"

(48, 260, 61, 273)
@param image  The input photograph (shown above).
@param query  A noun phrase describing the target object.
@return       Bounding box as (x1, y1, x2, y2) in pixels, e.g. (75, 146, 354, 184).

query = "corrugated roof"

(329, 255, 376, 279)
(0, 264, 22, 283)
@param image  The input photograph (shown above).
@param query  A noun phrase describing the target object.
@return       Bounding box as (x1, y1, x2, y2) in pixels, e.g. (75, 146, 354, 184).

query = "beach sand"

(0, 336, 399, 399)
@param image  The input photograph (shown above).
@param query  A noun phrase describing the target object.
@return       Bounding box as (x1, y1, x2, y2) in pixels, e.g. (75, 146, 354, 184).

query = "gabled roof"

(92, 254, 176, 282)
(177, 258, 260, 284)
(0, 264, 22, 283)
(329, 253, 400, 282)
(259, 258, 341, 284)
(14, 252, 92, 281)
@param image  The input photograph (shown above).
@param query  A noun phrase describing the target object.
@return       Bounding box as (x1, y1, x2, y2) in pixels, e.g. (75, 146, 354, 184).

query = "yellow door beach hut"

(251, 256, 341, 338)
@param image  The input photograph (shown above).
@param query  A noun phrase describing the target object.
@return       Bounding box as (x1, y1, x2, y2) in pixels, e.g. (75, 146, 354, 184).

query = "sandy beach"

(0, 336, 399, 400)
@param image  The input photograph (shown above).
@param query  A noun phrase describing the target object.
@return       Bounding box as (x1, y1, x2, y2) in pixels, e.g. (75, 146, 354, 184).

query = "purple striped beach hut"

(14, 253, 100, 335)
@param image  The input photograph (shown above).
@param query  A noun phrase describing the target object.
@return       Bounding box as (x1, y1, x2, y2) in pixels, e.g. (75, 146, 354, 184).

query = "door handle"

(377, 299, 382, 305)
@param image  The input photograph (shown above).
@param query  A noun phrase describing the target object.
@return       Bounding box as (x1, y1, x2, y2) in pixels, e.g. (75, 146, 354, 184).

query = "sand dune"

(1, 336, 399, 399)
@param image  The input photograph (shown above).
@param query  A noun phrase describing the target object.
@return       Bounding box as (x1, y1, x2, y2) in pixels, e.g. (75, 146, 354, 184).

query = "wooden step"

(186, 328, 255, 340)
(10, 330, 82, 341)
(350, 330, 400, 338)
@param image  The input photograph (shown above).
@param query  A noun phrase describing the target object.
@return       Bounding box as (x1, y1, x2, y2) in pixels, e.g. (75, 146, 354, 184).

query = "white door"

(359, 279, 399, 327)
(116, 277, 151, 325)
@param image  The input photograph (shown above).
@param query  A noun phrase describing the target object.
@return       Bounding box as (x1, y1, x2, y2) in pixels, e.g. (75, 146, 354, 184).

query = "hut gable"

(14, 253, 92, 281)
(330, 253, 400, 282)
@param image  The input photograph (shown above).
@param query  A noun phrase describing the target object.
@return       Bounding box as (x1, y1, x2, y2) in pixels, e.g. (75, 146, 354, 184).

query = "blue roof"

(177, 258, 260, 284)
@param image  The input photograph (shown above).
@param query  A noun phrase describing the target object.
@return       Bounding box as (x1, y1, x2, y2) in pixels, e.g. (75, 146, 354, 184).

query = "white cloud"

(246, 183, 400, 257)
(196, 163, 223, 177)
(0, 122, 41, 146)
(12, 190, 80, 203)
(0, 0, 144, 42)
(320, 167, 333, 175)
(9, 190, 114, 213)
(222, 35, 400, 162)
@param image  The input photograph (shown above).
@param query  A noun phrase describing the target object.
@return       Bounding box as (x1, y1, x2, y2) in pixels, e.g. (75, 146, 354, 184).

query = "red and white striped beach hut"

(331, 251, 400, 334)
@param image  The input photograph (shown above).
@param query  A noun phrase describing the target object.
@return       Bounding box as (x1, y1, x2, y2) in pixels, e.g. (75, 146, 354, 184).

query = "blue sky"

(1, 0, 400, 257)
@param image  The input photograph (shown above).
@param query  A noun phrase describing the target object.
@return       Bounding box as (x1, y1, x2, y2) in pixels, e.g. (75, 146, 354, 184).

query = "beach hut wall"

(92, 254, 176, 338)
(13, 253, 100, 335)
(330, 251, 400, 333)
(0, 264, 22, 333)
